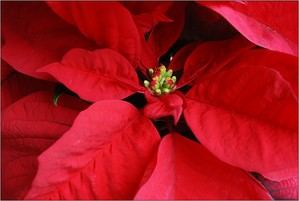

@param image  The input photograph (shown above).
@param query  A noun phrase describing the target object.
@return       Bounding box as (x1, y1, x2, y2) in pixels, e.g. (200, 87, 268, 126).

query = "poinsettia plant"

(1, 1, 298, 200)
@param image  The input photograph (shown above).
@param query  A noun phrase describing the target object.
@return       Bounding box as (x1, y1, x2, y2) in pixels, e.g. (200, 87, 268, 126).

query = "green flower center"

(144, 65, 177, 96)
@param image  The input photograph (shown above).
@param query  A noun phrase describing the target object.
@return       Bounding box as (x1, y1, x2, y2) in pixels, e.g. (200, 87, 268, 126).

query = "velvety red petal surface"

(178, 36, 253, 87)
(200, 1, 298, 56)
(143, 92, 184, 125)
(121, 1, 171, 70)
(168, 42, 199, 72)
(184, 60, 298, 180)
(2, 2, 95, 80)
(137, 2, 186, 69)
(39, 48, 141, 102)
(1, 71, 54, 110)
(47, 2, 141, 66)
(1, 91, 89, 199)
(135, 133, 271, 199)
(25, 100, 160, 199)
(232, 48, 298, 97)
(147, 2, 186, 61)
(123, 1, 172, 35)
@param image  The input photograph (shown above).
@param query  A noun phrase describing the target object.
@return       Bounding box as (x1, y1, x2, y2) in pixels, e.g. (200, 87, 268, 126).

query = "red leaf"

(39, 48, 141, 102)
(168, 42, 199, 72)
(143, 92, 184, 125)
(184, 64, 298, 181)
(178, 36, 254, 87)
(138, 2, 186, 69)
(122, 2, 174, 69)
(123, 1, 173, 34)
(147, 2, 186, 60)
(231, 48, 298, 97)
(1, 91, 89, 199)
(47, 2, 141, 66)
(200, 1, 298, 56)
(1, 72, 54, 110)
(135, 134, 271, 199)
(25, 100, 160, 199)
(2, 2, 95, 80)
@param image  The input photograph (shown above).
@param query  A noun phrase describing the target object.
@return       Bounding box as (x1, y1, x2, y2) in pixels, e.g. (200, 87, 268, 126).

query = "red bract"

(24, 100, 160, 199)
(1, 2, 96, 80)
(143, 92, 184, 124)
(1, 1, 298, 200)
(135, 134, 270, 199)
(199, 1, 298, 56)
(19, 100, 270, 200)
(177, 36, 254, 87)
(1, 64, 55, 110)
(38, 48, 141, 102)
(184, 56, 298, 180)
(47, 2, 141, 66)
(2, 91, 89, 199)
(47, 1, 185, 69)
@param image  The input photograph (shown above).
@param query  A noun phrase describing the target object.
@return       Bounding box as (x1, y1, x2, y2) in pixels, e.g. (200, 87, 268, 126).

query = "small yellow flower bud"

(166, 69, 173, 77)
(155, 88, 162, 95)
(144, 80, 150, 87)
(144, 65, 177, 96)
(159, 65, 166, 73)
(148, 68, 154, 75)
(162, 88, 171, 93)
